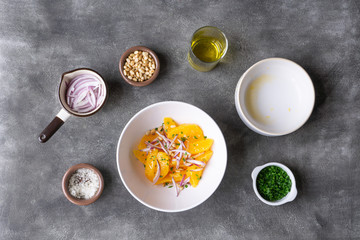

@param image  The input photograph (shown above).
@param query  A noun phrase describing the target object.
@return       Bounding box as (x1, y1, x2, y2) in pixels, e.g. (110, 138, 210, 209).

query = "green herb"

(256, 166, 292, 201)
(194, 136, 198, 139)
(181, 131, 183, 134)
(204, 136, 207, 139)
(155, 127, 158, 131)
(185, 185, 188, 188)
(168, 186, 173, 188)
(181, 137, 186, 142)
(160, 175, 163, 178)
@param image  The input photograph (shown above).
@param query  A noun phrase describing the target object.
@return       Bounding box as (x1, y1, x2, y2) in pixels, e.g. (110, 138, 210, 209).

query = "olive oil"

(191, 38, 222, 62)
(187, 26, 228, 72)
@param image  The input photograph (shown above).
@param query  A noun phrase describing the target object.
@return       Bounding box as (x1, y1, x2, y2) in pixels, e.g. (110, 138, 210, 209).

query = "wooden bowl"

(119, 46, 160, 87)
(62, 163, 104, 206)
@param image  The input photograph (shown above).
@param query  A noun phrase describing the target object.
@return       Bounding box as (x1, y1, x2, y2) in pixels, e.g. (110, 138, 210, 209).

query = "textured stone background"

(0, 0, 359, 239)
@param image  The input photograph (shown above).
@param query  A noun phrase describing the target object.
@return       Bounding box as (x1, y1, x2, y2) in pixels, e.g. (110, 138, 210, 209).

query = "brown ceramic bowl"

(62, 163, 104, 206)
(119, 46, 160, 87)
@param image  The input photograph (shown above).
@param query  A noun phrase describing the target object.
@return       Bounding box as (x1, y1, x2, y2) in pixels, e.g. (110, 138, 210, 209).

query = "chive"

(194, 136, 198, 139)
(256, 166, 292, 201)
(168, 186, 173, 188)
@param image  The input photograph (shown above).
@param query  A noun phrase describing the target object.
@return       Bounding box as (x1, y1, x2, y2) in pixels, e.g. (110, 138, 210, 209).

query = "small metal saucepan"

(39, 68, 108, 143)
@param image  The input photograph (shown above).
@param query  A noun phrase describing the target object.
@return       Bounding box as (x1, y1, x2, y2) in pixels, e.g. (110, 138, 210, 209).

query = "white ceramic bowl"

(235, 58, 315, 136)
(251, 162, 297, 206)
(116, 101, 227, 212)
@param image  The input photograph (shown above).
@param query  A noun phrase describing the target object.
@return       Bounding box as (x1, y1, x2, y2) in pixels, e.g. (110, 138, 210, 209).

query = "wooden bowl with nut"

(119, 46, 160, 87)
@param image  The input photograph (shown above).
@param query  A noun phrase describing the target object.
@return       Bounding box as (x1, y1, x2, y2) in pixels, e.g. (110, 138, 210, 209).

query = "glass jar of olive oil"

(187, 26, 228, 72)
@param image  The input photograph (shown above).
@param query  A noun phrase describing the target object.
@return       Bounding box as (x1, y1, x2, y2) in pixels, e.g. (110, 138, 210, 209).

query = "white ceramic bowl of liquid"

(235, 58, 315, 136)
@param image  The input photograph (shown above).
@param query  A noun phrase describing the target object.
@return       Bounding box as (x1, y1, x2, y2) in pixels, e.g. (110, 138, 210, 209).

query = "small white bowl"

(251, 162, 297, 206)
(235, 58, 315, 136)
(116, 101, 227, 212)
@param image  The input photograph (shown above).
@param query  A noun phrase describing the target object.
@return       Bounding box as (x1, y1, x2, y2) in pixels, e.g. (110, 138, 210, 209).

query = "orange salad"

(133, 117, 213, 196)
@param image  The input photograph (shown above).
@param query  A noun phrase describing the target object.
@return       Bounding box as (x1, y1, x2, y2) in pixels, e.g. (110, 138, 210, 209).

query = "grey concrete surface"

(1, 0, 359, 239)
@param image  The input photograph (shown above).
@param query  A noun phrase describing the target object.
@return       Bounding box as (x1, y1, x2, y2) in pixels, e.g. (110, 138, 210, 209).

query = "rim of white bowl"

(234, 57, 315, 136)
(116, 101, 227, 212)
(251, 162, 298, 206)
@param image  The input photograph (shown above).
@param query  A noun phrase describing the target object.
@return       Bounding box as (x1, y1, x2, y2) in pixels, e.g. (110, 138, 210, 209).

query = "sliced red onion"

(76, 104, 95, 113)
(156, 131, 170, 143)
(192, 152, 204, 159)
(171, 150, 191, 157)
(150, 138, 159, 144)
(140, 147, 152, 152)
(172, 177, 179, 197)
(186, 159, 206, 167)
(176, 158, 180, 169)
(88, 88, 96, 107)
(145, 141, 162, 149)
(178, 139, 186, 149)
(176, 152, 183, 169)
(179, 174, 186, 186)
(153, 159, 161, 184)
(190, 168, 204, 172)
(158, 141, 169, 155)
(173, 145, 181, 157)
(66, 74, 105, 113)
(183, 177, 190, 186)
(169, 135, 178, 149)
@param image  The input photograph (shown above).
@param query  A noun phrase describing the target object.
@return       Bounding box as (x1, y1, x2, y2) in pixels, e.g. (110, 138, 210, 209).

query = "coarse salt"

(68, 168, 99, 199)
